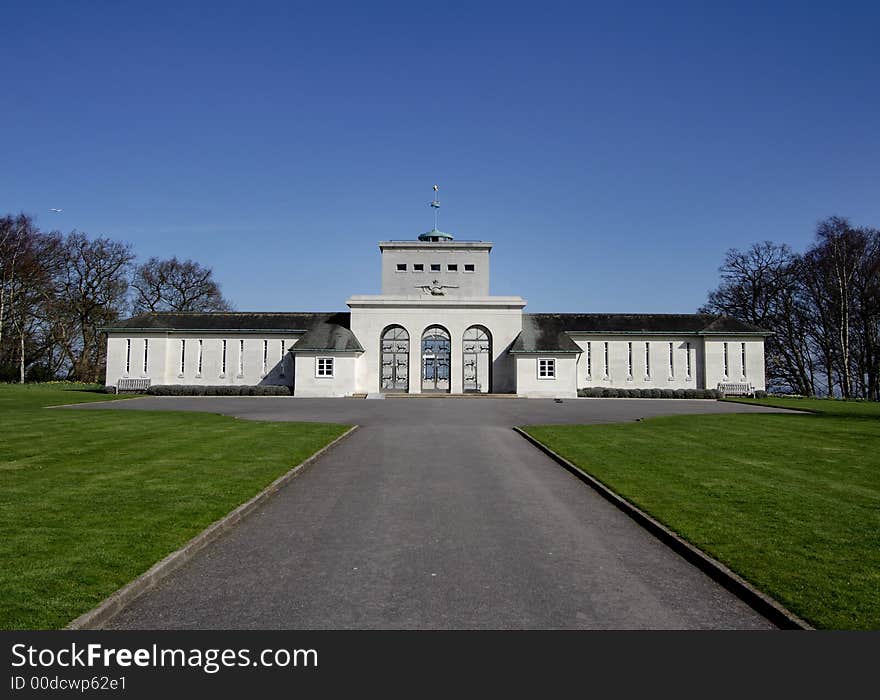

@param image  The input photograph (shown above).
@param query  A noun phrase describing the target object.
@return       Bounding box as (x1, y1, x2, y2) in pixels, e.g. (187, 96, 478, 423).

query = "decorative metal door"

(462, 326, 491, 393)
(380, 326, 409, 392)
(421, 326, 451, 392)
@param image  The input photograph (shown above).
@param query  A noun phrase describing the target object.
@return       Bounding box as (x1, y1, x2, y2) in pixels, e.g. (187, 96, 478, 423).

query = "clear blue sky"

(2, 1, 878, 313)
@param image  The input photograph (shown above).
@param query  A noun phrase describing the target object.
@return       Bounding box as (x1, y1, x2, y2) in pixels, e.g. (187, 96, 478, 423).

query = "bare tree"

(851, 227, 880, 400)
(51, 233, 134, 382)
(2, 213, 239, 383)
(0, 214, 37, 353)
(704, 218, 880, 399)
(811, 217, 864, 398)
(10, 233, 63, 382)
(700, 241, 813, 394)
(131, 257, 233, 313)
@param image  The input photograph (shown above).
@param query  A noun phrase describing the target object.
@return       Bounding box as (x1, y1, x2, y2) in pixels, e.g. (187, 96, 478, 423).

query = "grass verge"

(0, 383, 349, 629)
(523, 400, 880, 629)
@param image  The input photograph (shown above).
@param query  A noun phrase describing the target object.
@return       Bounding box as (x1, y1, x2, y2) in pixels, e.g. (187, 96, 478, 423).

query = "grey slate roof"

(509, 313, 771, 353)
(103, 312, 363, 352)
(291, 313, 364, 352)
(508, 314, 583, 354)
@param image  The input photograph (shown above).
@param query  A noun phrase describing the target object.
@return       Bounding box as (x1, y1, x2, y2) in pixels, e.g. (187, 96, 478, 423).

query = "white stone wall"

(292, 352, 358, 397)
(571, 335, 766, 391)
(379, 242, 491, 297)
(572, 336, 704, 390)
(347, 296, 525, 394)
(106, 330, 767, 397)
(106, 333, 162, 387)
(514, 355, 579, 398)
(703, 337, 766, 391)
(105, 333, 300, 388)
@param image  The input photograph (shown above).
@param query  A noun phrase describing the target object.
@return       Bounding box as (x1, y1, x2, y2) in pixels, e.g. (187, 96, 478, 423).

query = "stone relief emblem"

(416, 279, 459, 296)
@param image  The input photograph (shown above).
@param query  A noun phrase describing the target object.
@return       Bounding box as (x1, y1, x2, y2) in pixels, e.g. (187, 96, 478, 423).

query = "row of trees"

(0, 214, 233, 383)
(702, 216, 880, 399)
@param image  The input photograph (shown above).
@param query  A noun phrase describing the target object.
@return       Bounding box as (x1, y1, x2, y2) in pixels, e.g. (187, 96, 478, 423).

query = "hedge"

(577, 387, 726, 399)
(147, 385, 292, 396)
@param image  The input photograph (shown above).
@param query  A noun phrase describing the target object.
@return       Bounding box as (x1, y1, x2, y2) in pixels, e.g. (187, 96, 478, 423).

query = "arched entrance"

(380, 326, 409, 392)
(421, 326, 451, 393)
(463, 326, 491, 393)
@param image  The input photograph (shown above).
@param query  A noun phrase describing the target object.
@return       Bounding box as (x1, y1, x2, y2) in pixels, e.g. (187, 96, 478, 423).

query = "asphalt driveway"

(69, 397, 786, 629)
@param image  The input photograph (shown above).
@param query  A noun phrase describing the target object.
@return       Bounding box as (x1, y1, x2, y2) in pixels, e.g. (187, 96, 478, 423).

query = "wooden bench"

(116, 378, 151, 393)
(717, 381, 753, 396)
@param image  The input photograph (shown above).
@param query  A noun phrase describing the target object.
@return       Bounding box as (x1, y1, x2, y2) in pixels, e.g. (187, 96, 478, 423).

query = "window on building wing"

(316, 357, 334, 377)
(538, 358, 556, 379)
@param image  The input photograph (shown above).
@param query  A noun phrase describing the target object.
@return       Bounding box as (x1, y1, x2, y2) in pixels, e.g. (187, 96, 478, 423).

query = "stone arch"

(421, 325, 451, 393)
(462, 325, 492, 393)
(380, 325, 409, 393)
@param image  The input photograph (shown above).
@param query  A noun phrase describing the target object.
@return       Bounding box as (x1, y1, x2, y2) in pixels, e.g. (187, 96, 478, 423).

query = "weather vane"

(430, 184, 440, 230)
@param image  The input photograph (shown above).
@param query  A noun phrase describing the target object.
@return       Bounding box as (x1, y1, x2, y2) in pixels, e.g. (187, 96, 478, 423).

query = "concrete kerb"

(512, 426, 814, 631)
(66, 424, 360, 630)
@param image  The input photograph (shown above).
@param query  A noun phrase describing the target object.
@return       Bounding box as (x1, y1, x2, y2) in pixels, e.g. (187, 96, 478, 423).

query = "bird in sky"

(50, 208, 62, 213)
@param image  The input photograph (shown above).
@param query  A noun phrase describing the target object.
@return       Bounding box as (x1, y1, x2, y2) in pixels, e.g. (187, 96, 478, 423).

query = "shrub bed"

(577, 387, 725, 399)
(147, 385, 292, 396)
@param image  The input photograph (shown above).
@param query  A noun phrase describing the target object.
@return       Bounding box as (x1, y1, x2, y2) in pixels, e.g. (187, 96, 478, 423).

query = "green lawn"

(725, 395, 880, 418)
(523, 399, 880, 630)
(0, 383, 349, 629)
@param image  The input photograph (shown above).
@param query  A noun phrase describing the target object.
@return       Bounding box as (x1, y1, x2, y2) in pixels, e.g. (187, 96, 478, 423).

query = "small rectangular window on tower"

(396, 263, 407, 272)
(430, 263, 441, 272)
(447, 264, 458, 271)
(464, 264, 475, 272)
(413, 264, 424, 272)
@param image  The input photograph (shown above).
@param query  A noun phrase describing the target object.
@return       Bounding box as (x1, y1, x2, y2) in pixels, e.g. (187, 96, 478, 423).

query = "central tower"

(347, 185, 525, 394)
(379, 186, 491, 297)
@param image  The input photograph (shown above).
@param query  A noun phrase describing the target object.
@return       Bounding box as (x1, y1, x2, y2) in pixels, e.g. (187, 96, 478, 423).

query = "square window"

(430, 263, 441, 272)
(538, 358, 556, 379)
(396, 263, 407, 272)
(447, 264, 458, 271)
(464, 264, 475, 272)
(316, 357, 334, 377)
(413, 264, 424, 272)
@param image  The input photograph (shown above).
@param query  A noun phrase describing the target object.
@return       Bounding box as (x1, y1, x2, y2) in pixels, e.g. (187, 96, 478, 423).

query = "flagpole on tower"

(430, 184, 440, 231)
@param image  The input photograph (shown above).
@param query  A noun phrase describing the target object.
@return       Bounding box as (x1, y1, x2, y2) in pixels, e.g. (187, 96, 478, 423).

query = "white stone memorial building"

(104, 219, 769, 398)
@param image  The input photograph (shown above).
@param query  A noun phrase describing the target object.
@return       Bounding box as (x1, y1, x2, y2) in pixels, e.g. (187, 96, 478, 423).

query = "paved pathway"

(70, 398, 787, 629)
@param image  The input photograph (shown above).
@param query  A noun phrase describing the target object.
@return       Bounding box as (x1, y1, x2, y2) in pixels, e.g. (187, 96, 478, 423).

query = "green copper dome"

(418, 228, 454, 242)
